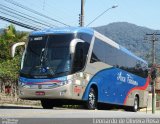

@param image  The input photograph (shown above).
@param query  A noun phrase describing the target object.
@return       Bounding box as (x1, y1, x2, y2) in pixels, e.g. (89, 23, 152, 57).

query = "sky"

(0, 0, 160, 31)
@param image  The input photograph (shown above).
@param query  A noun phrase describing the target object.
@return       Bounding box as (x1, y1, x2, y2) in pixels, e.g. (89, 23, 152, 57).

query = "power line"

(0, 7, 45, 29)
(0, 9, 45, 29)
(41, 0, 77, 18)
(4, 0, 70, 27)
(0, 15, 40, 30)
(39, 1, 78, 26)
(23, 0, 66, 24)
(0, 4, 57, 28)
(0, 4, 55, 28)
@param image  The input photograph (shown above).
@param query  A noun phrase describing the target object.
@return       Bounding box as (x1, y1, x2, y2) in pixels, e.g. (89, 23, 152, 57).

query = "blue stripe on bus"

(19, 76, 67, 85)
(30, 27, 94, 36)
(82, 67, 148, 105)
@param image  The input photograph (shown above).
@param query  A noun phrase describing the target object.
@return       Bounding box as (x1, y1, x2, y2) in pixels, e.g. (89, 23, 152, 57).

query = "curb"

(0, 103, 42, 108)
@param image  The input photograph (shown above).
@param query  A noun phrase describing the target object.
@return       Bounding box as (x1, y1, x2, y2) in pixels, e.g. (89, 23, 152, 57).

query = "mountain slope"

(94, 22, 160, 64)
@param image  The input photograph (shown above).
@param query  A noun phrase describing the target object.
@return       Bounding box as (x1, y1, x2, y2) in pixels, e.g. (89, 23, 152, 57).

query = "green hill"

(94, 22, 160, 64)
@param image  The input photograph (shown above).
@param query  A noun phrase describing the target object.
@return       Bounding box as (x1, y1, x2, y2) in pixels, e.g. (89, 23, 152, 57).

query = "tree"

(0, 24, 28, 96)
(0, 24, 28, 60)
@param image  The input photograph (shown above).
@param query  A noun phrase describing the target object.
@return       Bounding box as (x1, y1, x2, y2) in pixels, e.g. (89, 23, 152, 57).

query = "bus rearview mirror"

(11, 42, 25, 57)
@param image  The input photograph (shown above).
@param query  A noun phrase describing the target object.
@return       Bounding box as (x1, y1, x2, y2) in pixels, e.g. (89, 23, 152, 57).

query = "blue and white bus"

(16, 27, 149, 111)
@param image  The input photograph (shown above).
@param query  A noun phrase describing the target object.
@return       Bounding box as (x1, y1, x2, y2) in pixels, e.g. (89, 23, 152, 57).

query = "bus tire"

(41, 99, 54, 109)
(87, 87, 97, 110)
(131, 96, 139, 112)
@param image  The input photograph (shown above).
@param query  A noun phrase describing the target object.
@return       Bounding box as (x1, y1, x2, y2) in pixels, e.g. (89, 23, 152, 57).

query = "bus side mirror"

(11, 42, 25, 57)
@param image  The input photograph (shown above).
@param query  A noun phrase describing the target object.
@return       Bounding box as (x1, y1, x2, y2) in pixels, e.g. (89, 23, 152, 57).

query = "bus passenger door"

(72, 42, 87, 100)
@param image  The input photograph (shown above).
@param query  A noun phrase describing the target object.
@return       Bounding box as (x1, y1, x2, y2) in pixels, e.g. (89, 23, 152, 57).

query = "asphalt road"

(0, 106, 160, 124)
(0, 105, 160, 118)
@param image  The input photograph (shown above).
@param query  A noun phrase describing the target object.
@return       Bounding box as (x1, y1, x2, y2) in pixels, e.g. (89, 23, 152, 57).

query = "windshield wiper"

(40, 48, 45, 66)
(39, 35, 49, 66)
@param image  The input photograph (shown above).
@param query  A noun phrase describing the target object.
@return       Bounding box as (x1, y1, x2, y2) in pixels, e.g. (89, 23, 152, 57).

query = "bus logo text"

(117, 72, 138, 86)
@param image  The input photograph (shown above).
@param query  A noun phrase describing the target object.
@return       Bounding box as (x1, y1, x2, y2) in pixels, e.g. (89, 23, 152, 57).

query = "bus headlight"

(19, 81, 30, 88)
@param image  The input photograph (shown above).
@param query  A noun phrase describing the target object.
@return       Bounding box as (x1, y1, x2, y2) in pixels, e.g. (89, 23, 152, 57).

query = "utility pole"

(80, 0, 84, 27)
(146, 32, 160, 114)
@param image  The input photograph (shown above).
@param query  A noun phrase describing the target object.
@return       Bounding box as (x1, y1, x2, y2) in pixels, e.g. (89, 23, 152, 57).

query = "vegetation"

(0, 24, 28, 95)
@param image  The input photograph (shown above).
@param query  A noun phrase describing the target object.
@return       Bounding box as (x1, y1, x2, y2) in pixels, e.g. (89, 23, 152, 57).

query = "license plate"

(35, 91, 45, 96)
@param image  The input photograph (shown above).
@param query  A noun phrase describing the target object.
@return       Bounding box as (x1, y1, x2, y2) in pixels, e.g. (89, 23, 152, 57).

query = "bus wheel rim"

(89, 92, 95, 107)
(134, 98, 138, 110)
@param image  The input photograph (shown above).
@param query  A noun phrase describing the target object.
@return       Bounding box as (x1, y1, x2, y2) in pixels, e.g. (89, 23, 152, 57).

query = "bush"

(0, 56, 20, 80)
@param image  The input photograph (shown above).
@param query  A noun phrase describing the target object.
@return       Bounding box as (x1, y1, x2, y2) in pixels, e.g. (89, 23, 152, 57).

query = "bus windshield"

(20, 34, 74, 78)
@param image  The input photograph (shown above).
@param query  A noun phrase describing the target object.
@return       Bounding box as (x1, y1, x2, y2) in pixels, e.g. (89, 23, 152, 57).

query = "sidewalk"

(0, 93, 41, 106)
(140, 108, 160, 114)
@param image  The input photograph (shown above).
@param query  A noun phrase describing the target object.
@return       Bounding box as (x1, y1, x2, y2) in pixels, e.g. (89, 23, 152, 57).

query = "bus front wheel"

(87, 87, 97, 110)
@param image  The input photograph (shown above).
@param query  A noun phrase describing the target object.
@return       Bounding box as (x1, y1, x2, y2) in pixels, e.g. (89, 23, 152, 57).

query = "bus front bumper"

(18, 83, 72, 100)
